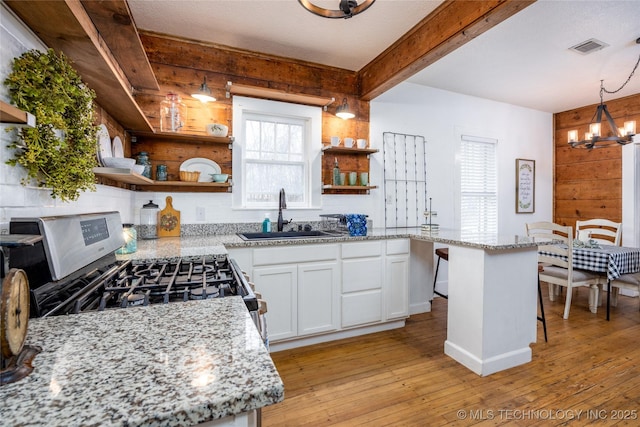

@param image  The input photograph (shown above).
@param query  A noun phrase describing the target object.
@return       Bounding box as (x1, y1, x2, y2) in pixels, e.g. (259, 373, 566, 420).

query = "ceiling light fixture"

(335, 98, 355, 119)
(568, 39, 640, 149)
(191, 76, 216, 103)
(298, 0, 376, 19)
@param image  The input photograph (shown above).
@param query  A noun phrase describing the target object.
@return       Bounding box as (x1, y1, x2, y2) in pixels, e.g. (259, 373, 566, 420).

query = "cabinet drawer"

(253, 243, 339, 266)
(342, 258, 382, 292)
(341, 240, 382, 259)
(342, 290, 382, 327)
(386, 239, 409, 255)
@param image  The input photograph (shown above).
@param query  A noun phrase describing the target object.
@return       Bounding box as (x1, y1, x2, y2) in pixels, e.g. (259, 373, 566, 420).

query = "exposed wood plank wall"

(554, 93, 640, 229)
(137, 32, 369, 144)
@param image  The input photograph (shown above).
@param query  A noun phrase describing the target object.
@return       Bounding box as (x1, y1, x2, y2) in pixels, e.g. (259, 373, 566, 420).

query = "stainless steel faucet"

(277, 188, 291, 231)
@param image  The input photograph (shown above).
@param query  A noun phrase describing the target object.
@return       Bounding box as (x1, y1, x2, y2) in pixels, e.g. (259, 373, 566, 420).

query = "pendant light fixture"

(568, 39, 639, 149)
(191, 76, 216, 103)
(335, 98, 355, 119)
(298, 0, 376, 19)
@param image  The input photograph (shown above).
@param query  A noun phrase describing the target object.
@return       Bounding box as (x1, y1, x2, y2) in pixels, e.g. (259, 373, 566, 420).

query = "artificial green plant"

(4, 48, 98, 201)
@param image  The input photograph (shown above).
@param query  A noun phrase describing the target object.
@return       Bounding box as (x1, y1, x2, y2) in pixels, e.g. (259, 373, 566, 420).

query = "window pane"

(246, 161, 305, 204)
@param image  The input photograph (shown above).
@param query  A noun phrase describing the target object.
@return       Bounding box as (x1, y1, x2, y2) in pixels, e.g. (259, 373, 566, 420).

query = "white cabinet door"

(385, 254, 409, 320)
(385, 240, 410, 320)
(342, 290, 383, 327)
(298, 262, 340, 336)
(252, 265, 297, 341)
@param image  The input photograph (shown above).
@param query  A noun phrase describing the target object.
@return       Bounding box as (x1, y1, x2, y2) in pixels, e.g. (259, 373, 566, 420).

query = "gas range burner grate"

(28, 255, 256, 317)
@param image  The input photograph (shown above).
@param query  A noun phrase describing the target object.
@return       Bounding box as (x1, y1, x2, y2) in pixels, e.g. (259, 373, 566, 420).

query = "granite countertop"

(115, 229, 416, 263)
(1, 298, 284, 427)
(115, 228, 536, 263)
(412, 228, 538, 250)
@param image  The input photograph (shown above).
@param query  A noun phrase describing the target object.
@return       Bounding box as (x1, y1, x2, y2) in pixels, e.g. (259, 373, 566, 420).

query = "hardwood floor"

(262, 290, 640, 426)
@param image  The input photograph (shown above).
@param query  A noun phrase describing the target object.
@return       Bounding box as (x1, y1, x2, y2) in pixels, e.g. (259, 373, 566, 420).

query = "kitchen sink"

(238, 230, 344, 241)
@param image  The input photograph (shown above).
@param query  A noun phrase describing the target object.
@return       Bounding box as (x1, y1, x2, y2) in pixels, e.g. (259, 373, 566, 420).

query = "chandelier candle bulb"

(568, 130, 578, 143)
(589, 123, 601, 137)
(624, 120, 636, 135)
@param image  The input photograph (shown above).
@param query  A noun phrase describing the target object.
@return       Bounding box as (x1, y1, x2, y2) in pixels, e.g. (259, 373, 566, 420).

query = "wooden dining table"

(538, 244, 640, 320)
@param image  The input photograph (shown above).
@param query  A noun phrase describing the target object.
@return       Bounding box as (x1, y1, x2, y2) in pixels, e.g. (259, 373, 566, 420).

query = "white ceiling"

(128, 0, 640, 114)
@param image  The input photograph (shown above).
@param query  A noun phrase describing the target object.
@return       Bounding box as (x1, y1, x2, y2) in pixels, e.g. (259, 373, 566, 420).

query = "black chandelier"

(568, 38, 639, 149)
(298, 0, 376, 19)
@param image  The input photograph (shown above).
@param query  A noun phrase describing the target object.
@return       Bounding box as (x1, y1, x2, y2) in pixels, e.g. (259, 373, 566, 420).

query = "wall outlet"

(196, 207, 206, 222)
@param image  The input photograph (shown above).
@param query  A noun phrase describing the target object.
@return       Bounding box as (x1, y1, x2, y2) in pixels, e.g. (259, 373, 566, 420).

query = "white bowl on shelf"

(102, 157, 136, 169)
(131, 164, 145, 175)
(206, 123, 229, 137)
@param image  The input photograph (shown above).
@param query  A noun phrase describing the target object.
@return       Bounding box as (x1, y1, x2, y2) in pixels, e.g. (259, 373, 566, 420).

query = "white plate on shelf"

(179, 158, 221, 182)
(96, 124, 111, 166)
(112, 136, 124, 158)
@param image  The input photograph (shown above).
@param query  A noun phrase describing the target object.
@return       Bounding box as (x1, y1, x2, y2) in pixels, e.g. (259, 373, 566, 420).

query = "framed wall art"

(516, 158, 535, 213)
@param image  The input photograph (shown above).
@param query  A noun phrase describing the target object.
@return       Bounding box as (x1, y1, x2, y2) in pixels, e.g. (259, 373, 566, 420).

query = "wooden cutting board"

(158, 196, 180, 237)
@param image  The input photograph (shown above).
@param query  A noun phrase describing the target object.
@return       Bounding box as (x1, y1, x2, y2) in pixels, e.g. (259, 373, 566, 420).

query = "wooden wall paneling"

(139, 33, 368, 144)
(555, 199, 622, 225)
(553, 93, 640, 229)
(555, 180, 622, 203)
(358, 0, 536, 100)
(132, 139, 231, 182)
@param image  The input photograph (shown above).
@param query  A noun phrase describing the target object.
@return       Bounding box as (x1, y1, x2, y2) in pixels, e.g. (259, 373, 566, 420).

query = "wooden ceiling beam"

(358, 0, 536, 101)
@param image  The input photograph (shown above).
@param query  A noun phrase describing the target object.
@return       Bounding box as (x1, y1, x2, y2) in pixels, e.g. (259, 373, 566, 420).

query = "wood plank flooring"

(262, 289, 640, 426)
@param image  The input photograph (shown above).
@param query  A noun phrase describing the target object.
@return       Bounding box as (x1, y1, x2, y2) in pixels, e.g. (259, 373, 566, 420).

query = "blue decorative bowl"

(345, 214, 367, 236)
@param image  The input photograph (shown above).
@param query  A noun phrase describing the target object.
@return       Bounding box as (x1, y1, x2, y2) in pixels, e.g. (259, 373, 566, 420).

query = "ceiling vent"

(569, 38, 609, 55)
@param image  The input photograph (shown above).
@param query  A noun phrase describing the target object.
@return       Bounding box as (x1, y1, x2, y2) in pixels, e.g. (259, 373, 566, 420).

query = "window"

(232, 96, 322, 209)
(460, 135, 498, 234)
(244, 114, 306, 205)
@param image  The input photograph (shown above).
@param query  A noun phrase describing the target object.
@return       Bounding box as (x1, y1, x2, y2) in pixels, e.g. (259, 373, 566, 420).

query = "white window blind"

(460, 135, 498, 234)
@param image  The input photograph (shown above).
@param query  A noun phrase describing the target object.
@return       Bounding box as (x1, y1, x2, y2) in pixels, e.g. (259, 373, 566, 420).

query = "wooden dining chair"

(575, 219, 622, 246)
(526, 221, 600, 320)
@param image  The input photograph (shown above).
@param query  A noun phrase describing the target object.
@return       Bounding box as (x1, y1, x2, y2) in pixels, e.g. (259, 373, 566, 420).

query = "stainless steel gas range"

(8, 212, 263, 339)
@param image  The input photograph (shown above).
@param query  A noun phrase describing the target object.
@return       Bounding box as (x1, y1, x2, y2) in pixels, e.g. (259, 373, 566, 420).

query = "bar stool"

(432, 247, 448, 299)
(537, 264, 548, 342)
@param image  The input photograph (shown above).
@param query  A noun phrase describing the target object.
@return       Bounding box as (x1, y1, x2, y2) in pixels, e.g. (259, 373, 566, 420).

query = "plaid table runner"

(538, 244, 640, 280)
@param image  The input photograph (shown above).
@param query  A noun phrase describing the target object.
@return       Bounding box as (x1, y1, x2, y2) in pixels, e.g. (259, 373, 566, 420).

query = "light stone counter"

(115, 228, 417, 263)
(1, 298, 284, 426)
(410, 228, 538, 250)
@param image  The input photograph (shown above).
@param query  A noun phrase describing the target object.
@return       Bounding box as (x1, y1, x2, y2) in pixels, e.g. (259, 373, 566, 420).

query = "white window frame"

(458, 134, 498, 234)
(232, 96, 322, 210)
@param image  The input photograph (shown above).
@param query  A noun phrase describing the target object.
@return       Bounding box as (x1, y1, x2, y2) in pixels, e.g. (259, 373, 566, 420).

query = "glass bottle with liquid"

(332, 157, 341, 186)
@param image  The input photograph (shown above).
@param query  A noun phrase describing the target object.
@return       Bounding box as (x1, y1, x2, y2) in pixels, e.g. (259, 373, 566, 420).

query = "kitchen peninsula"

(120, 228, 539, 375)
(412, 229, 539, 376)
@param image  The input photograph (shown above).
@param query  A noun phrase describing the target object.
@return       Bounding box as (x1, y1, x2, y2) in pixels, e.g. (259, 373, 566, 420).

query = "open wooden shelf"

(0, 100, 35, 127)
(323, 185, 377, 190)
(93, 167, 232, 191)
(322, 145, 379, 155)
(131, 131, 233, 145)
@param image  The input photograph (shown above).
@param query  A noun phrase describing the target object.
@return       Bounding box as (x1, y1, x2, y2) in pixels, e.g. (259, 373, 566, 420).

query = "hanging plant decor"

(4, 48, 98, 201)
